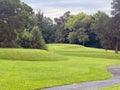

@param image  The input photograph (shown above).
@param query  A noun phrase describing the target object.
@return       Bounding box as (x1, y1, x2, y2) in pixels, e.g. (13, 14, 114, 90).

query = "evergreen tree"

(31, 26, 48, 50)
(18, 30, 32, 48)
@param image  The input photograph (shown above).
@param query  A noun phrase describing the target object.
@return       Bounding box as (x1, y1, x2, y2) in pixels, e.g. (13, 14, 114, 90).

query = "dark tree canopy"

(0, 0, 47, 50)
(111, 0, 120, 53)
(0, 0, 34, 47)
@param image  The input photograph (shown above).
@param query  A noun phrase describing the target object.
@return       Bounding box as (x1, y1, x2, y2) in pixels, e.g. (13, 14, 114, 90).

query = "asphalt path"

(41, 65, 120, 90)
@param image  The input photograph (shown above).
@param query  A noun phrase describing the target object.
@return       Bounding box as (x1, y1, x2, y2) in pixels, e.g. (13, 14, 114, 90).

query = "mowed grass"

(100, 85, 120, 90)
(0, 44, 120, 90)
(0, 48, 66, 61)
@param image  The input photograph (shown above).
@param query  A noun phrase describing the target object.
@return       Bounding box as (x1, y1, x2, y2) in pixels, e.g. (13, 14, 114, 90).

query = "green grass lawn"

(0, 44, 120, 90)
(100, 85, 120, 90)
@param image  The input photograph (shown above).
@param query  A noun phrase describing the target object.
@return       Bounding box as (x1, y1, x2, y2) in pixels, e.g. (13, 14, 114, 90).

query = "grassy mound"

(48, 44, 120, 60)
(0, 48, 66, 61)
(0, 44, 120, 90)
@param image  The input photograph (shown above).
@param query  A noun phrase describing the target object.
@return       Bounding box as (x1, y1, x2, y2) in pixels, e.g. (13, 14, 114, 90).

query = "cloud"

(21, 0, 112, 19)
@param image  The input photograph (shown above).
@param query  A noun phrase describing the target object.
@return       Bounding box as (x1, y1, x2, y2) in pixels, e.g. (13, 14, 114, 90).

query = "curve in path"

(41, 65, 120, 90)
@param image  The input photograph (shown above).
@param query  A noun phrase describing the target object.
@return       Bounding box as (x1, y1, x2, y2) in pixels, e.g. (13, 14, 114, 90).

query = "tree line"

(0, 0, 120, 53)
(0, 0, 47, 50)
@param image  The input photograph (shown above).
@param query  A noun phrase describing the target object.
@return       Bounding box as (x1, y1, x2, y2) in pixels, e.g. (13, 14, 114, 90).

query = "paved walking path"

(41, 65, 120, 90)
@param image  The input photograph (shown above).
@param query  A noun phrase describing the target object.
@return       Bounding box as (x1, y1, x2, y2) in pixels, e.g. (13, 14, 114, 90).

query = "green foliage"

(65, 13, 91, 45)
(53, 11, 71, 43)
(0, 0, 47, 50)
(0, 44, 120, 90)
(18, 26, 48, 50)
(36, 11, 55, 43)
(92, 11, 120, 54)
(18, 30, 32, 48)
(65, 13, 91, 30)
(68, 28, 89, 45)
(68, 32, 78, 44)
(0, 0, 120, 52)
(92, 11, 110, 48)
(0, 0, 35, 48)
(111, 0, 120, 53)
(76, 28, 89, 45)
(31, 26, 48, 50)
(0, 29, 18, 47)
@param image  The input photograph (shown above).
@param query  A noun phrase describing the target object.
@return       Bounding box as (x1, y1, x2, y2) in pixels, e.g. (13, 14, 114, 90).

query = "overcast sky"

(21, 0, 112, 19)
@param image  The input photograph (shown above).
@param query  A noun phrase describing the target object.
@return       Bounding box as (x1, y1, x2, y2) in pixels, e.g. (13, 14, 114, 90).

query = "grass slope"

(0, 44, 120, 90)
(0, 48, 66, 61)
(100, 85, 120, 90)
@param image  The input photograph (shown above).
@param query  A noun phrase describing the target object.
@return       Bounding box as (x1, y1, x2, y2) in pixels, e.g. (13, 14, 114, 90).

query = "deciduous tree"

(0, 0, 34, 47)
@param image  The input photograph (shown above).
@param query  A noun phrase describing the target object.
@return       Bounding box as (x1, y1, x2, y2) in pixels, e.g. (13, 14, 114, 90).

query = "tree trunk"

(83, 42, 85, 46)
(115, 42, 118, 54)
